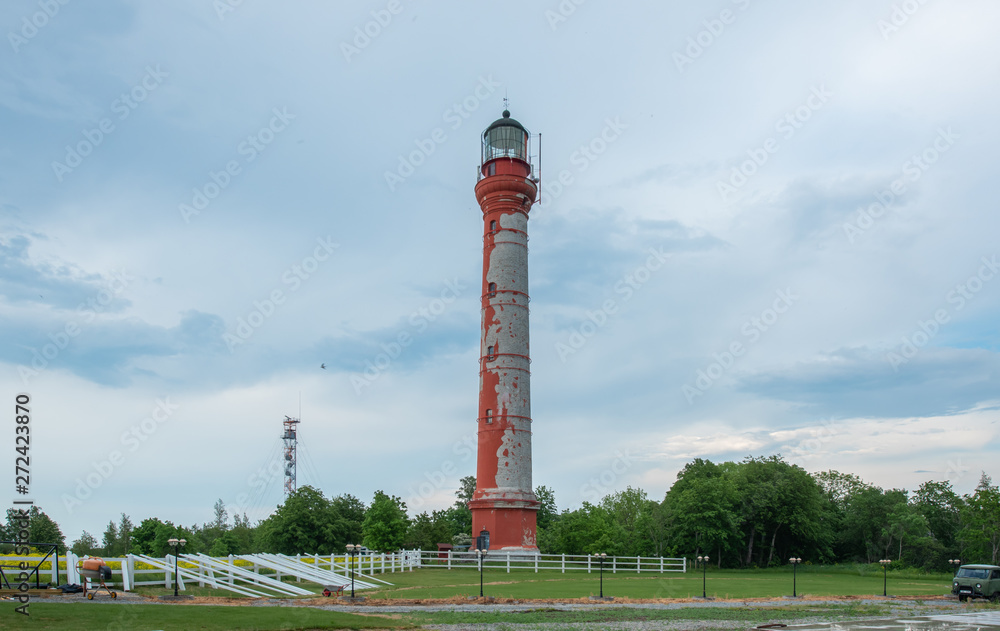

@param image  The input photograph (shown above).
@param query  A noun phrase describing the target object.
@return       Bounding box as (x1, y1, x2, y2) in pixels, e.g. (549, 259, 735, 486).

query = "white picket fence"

(413, 550, 687, 573)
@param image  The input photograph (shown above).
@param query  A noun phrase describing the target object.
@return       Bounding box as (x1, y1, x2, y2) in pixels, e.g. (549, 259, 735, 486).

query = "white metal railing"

(412, 550, 686, 573)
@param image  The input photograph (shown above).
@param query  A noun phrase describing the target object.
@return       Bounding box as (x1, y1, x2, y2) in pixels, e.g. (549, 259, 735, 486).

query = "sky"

(2, 0, 998, 544)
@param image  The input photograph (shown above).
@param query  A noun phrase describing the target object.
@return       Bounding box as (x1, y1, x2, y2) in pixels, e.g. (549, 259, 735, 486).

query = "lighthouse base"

(469, 498, 539, 551)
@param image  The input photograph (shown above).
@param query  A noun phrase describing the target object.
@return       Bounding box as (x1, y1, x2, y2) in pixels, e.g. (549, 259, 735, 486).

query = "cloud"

(737, 346, 1000, 418)
(0, 232, 123, 310)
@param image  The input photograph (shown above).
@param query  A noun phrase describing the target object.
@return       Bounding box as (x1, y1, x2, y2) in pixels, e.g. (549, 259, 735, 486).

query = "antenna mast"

(282, 415, 301, 496)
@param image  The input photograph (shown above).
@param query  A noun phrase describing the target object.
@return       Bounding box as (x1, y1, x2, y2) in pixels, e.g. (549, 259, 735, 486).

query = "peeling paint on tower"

(467, 109, 541, 551)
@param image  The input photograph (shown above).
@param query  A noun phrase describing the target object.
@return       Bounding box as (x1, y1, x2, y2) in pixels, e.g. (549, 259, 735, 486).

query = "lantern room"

(481, 109, 532, 178)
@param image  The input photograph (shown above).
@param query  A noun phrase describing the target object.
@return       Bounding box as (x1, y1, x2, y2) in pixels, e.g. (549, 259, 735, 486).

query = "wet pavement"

(784, 611, 1000, 631)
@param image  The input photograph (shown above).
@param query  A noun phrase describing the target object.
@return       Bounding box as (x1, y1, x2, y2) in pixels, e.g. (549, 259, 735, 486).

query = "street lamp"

(879, 559, 892, 597)
(593, 553, 607, 598)
(789, 557, 802, 598)
(474, 548, 486, 598)
(697, 555, 710, 599)
(167, 538, 186, 597)
(949, 558, 962, 573)
(345, 544, 360, 598)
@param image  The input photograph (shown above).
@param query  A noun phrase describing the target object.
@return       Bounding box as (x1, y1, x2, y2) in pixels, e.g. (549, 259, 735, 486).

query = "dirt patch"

(290, 594, 953, 607)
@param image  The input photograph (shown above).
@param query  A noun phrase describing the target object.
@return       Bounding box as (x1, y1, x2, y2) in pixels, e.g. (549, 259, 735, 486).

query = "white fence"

(413, 550, 686, 573)
(3, 549, 682, 595)
(5, 550, 420, 595)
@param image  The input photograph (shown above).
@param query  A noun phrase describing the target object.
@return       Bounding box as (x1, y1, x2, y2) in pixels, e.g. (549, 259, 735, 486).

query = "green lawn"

(3, 603, 411, 630)
(360, 567, 954, 600)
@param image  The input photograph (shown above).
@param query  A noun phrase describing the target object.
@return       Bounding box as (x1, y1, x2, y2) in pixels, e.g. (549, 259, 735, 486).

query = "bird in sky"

(320, 363, 326, 369)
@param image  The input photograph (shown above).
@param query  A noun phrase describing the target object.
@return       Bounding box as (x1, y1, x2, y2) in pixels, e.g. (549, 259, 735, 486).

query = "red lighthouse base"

(469, 499, 539, 551)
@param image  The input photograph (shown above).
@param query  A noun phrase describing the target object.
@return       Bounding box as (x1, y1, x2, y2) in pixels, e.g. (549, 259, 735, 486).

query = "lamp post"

(879, 559, 891, 597)
(949, 558, 962, 574)
(167, 538, 186, 597)
(697, 555, 710, 599)
(789, 557, 802, 598)
(474, 548, 485, 598)
(594, 553, 607, 598)
(345, 544, 360, 598)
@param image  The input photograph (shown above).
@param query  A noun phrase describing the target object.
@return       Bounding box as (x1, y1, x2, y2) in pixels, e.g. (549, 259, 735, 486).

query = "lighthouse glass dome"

(482, 110, 529, 164)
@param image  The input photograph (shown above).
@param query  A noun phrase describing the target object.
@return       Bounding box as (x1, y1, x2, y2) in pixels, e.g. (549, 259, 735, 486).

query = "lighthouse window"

(485, 409, 493, 424)
(490, 220, 497, 232)
(488, 282, 496, 298)
(488, 163, 496, 176)
(487, 345, 495, 361)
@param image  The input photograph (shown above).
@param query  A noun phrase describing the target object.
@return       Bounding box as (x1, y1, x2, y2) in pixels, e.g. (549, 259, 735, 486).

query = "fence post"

(561, 554, 565, 574)
(588, 554, 592, 574)
(121, 556, 129, 592)
(612, 556, 616, 574)
(534, 554, 539, 573)
(506, 552, 511, 574)
(660, 557, 664, 573)
(448, 550, 452, 570)
(637, 556, 641, 574)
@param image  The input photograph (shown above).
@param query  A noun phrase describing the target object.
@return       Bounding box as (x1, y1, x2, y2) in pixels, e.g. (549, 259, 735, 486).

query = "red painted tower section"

(468, 110, 540, 551)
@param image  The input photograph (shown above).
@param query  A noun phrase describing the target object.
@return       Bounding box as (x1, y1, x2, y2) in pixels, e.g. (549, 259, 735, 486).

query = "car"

(952, 564, 1000, 602)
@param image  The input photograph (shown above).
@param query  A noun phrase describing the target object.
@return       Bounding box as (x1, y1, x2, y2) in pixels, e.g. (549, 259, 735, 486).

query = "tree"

(662, 459, 740, 565)
(229, 513, 257, 554)
(102, 520, 119, 556)
(328, 494, 366, 551)
(9, 506, 66, 550)
(258, 486, 337, 555)
(601, 487, 656, 556)
(961, 473, 1000, 564)
(362, 491, 408, 552)
(403, 511, 452, 550)
(209, 531, 239, 557)
(71, 531, 99, 556)
(912, 480, 962, 554)
(535, 486, 558, 531)
(212, 499, 229, 531)
(815, 470, 869, 510)
(118, 514, 134, 556)
(130, 518, 198, 556)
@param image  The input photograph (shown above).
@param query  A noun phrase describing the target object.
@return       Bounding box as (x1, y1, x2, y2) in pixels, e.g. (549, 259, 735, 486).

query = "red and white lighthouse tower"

(468, 110, 540, 551)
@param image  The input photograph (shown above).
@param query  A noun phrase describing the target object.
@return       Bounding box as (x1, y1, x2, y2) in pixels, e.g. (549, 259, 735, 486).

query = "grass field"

(357, 566, 954, 600)
(3, 567, 974, 631)
(9, 599, 999, 631)
(3, 603, 412, 630)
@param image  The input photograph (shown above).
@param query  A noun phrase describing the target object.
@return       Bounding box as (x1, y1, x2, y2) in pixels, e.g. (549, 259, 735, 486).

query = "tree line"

(4, 456, 998, 571)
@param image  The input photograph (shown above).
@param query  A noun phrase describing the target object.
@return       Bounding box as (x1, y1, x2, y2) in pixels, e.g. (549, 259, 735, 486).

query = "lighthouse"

(468, 110, 540, 551)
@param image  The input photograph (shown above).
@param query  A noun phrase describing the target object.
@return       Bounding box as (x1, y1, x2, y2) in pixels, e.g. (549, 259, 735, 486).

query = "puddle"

(786, 613, 1000, 631)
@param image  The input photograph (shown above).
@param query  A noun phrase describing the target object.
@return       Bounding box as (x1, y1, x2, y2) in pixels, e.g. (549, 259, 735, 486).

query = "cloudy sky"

(2, 0, 998, 543)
